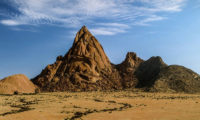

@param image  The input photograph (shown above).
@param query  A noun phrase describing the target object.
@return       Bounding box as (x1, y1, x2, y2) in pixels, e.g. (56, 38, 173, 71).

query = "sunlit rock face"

(32, 26, 122, 91)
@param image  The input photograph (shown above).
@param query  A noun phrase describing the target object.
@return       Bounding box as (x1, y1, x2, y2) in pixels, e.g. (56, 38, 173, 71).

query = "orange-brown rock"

(32, 26, 122, 91)
(116, 52, 144, 88)
(0, 74, 37, 94)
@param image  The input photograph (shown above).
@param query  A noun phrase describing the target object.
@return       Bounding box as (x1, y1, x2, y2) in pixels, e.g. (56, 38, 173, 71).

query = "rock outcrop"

(135, 57, 200, 93)
(32, 26, 122, 91)
(0, 74, 37, 94)
(116, 52, 144, 88)
(136, 56, 168, 88)
(150, 65, 200, 93)
(32, 26, 200, 93)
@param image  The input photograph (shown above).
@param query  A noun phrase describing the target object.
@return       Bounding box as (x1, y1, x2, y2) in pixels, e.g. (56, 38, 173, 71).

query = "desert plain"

(0, 90, 200, 120)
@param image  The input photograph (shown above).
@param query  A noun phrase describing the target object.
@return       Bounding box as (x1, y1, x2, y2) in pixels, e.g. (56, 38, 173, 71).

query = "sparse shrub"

(14, 91, 18, 95)
(19, 98, 25, 103)
(35, 88, 40, 94)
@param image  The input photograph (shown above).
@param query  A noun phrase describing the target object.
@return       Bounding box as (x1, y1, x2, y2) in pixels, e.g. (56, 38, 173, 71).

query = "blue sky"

(0, 0, 200, 79)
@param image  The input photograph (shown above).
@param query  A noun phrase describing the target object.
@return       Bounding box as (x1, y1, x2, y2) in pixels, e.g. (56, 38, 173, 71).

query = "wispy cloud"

(0, 0, 186, 35)
(0, 19, 22, 26)
(90, 27, 127, 36)
(133, 15, 166, 26)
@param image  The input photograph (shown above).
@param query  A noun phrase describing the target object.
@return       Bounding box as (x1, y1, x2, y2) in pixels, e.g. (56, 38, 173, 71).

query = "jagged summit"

(74, 25, 91, 43)
(65, 26, 111, 70)
(117, 52, 143, 73)
(121, 52, 143, 70)
(116, 52, 144, 88)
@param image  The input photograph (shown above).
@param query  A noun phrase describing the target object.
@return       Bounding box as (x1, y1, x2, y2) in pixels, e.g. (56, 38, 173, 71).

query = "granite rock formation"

(0, 74, 37, 94)
(32, 26, 200, 93)
(32, 26, 122, 91)
(116, 52, 144, 88)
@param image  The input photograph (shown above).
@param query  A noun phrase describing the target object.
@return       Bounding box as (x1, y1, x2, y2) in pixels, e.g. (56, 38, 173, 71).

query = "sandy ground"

(0, 91, 200, 120)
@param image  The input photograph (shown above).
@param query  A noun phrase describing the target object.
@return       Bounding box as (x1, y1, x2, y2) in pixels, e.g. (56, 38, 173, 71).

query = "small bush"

(14, 91, 18, 95)
(35, 88, 40, 94)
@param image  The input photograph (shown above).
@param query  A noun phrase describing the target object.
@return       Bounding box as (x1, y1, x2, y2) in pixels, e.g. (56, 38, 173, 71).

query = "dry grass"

(0, 91, 200, 120)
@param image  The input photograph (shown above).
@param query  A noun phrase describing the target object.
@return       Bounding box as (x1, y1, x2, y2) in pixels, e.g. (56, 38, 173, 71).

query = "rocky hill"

(135, 56, 168, 88)
(32, 26, 200, 93)
(150, 65, 200, 93)
(0, 74, 37, 94)
(135, 57, 200, 93)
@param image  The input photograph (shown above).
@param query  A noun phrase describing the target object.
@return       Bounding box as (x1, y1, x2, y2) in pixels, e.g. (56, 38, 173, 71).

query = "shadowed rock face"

(135, 56, 168, 88)
(135, 57, 200, 93)
(32, 26, 122, 91)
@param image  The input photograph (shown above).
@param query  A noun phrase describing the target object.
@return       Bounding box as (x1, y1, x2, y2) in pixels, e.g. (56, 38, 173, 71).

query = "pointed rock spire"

(65, 25, 111, 70)
(117, 52, 144, 72)
(116, 52, 144, 88)
(74, 25, 91, 44)
(32, 26, 122, 91)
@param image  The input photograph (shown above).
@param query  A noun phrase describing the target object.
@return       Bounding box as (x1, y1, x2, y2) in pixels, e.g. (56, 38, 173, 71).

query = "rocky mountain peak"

(32, 26, 122, 91)
(117, 52, 144, 72)
(74, 25, 92, 44)
(124, 52, 142, 68)
(115, 52, 144, 88)
(65, 26, 111, 70)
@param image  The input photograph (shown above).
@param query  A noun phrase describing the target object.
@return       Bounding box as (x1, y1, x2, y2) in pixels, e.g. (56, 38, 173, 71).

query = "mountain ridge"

(31, 26, 200, 93)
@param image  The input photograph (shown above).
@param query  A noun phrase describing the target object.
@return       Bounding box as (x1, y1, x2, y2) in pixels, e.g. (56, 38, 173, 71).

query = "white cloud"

(0, 20, 22, 26)
(138, 0, 186, 12)
(90, 27, 126, 36)
(97, 23, 130, 29)
(134, 15, 166, 26)
(0, 0, 186, 35)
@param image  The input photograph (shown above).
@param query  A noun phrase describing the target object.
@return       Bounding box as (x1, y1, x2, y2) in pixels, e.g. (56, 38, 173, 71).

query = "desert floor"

(0, 91, 200, 120)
